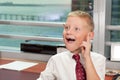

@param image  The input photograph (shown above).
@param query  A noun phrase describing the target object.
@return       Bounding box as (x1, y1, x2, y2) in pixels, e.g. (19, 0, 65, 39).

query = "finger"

(87, 33, 91, 43)
(79, 41, 86, 50)
(81, 46, 85, 53)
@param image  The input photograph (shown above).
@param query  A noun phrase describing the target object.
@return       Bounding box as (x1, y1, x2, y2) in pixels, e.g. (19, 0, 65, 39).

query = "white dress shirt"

(37, 51, 106, 80)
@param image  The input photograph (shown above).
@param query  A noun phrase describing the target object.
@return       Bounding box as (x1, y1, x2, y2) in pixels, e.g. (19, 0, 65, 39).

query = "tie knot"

(72, 54, 80, 62)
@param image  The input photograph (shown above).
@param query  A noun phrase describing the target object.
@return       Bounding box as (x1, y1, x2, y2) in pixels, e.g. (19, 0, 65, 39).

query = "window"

(111, 0, 120, 25)
(0, 0, 71, 49)
(0, 0, 94, 50)
(105, 0, 120, 61)
(110, 0, 120, 42)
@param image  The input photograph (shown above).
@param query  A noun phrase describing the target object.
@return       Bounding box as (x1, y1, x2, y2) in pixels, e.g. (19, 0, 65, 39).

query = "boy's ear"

(89, 32, 94, 40)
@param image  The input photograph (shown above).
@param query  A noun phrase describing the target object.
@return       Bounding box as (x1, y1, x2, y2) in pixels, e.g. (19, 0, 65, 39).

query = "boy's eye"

(64, 25, 69, 30)
(75, 27, 80, 31)
(65, 26, 69, 29)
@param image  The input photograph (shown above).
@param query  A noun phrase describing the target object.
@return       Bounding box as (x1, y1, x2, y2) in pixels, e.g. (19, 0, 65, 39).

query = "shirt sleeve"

(37, 57, 56, 80)
(94, 55, 106, 80)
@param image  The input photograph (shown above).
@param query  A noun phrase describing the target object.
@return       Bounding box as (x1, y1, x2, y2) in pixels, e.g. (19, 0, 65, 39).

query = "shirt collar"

(67, 51, 85, 67)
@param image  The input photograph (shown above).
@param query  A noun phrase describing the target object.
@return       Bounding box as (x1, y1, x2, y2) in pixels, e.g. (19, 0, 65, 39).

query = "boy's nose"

(66, 28, 73, 34)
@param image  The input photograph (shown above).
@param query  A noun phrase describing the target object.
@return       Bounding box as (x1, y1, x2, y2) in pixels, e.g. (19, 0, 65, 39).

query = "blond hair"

(67, 10, 94, 31)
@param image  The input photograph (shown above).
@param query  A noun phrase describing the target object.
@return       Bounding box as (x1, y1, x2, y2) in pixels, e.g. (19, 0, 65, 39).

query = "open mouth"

(66, 37, 75, 43)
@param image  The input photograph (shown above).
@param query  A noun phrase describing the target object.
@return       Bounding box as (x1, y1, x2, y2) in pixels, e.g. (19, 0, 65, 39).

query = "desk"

(0, 69, 39, 80)
(0, 58, 115, 80)
(0, 58, 47, 80)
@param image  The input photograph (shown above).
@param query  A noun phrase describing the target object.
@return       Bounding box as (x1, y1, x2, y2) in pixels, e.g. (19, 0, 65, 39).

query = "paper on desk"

(0, 61, 38, 71)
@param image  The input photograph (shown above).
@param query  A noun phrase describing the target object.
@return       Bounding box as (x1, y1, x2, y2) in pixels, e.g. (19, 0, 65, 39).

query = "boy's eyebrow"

(63, 23, 69, 26)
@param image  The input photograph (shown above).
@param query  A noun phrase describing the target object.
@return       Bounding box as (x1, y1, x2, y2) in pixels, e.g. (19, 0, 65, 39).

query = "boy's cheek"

(62, 31, 66, 36)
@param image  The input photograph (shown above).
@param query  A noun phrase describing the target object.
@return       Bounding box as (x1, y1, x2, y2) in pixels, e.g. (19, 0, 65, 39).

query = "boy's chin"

(66, 47, 74, 52)
(69, 48, 81, 54)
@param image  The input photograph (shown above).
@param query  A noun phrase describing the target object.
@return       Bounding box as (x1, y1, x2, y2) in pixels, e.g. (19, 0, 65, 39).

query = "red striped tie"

(73, 54, 86, 80)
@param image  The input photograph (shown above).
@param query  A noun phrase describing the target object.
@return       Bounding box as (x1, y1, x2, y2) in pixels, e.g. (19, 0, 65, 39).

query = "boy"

(37, 10, 106, 80)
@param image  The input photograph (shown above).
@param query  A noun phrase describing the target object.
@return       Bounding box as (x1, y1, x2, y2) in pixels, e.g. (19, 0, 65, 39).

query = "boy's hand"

(80, 33, 91, 59)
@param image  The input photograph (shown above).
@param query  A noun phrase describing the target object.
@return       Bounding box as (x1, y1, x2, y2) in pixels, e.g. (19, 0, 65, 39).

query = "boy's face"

(63, 16, 93, 53)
